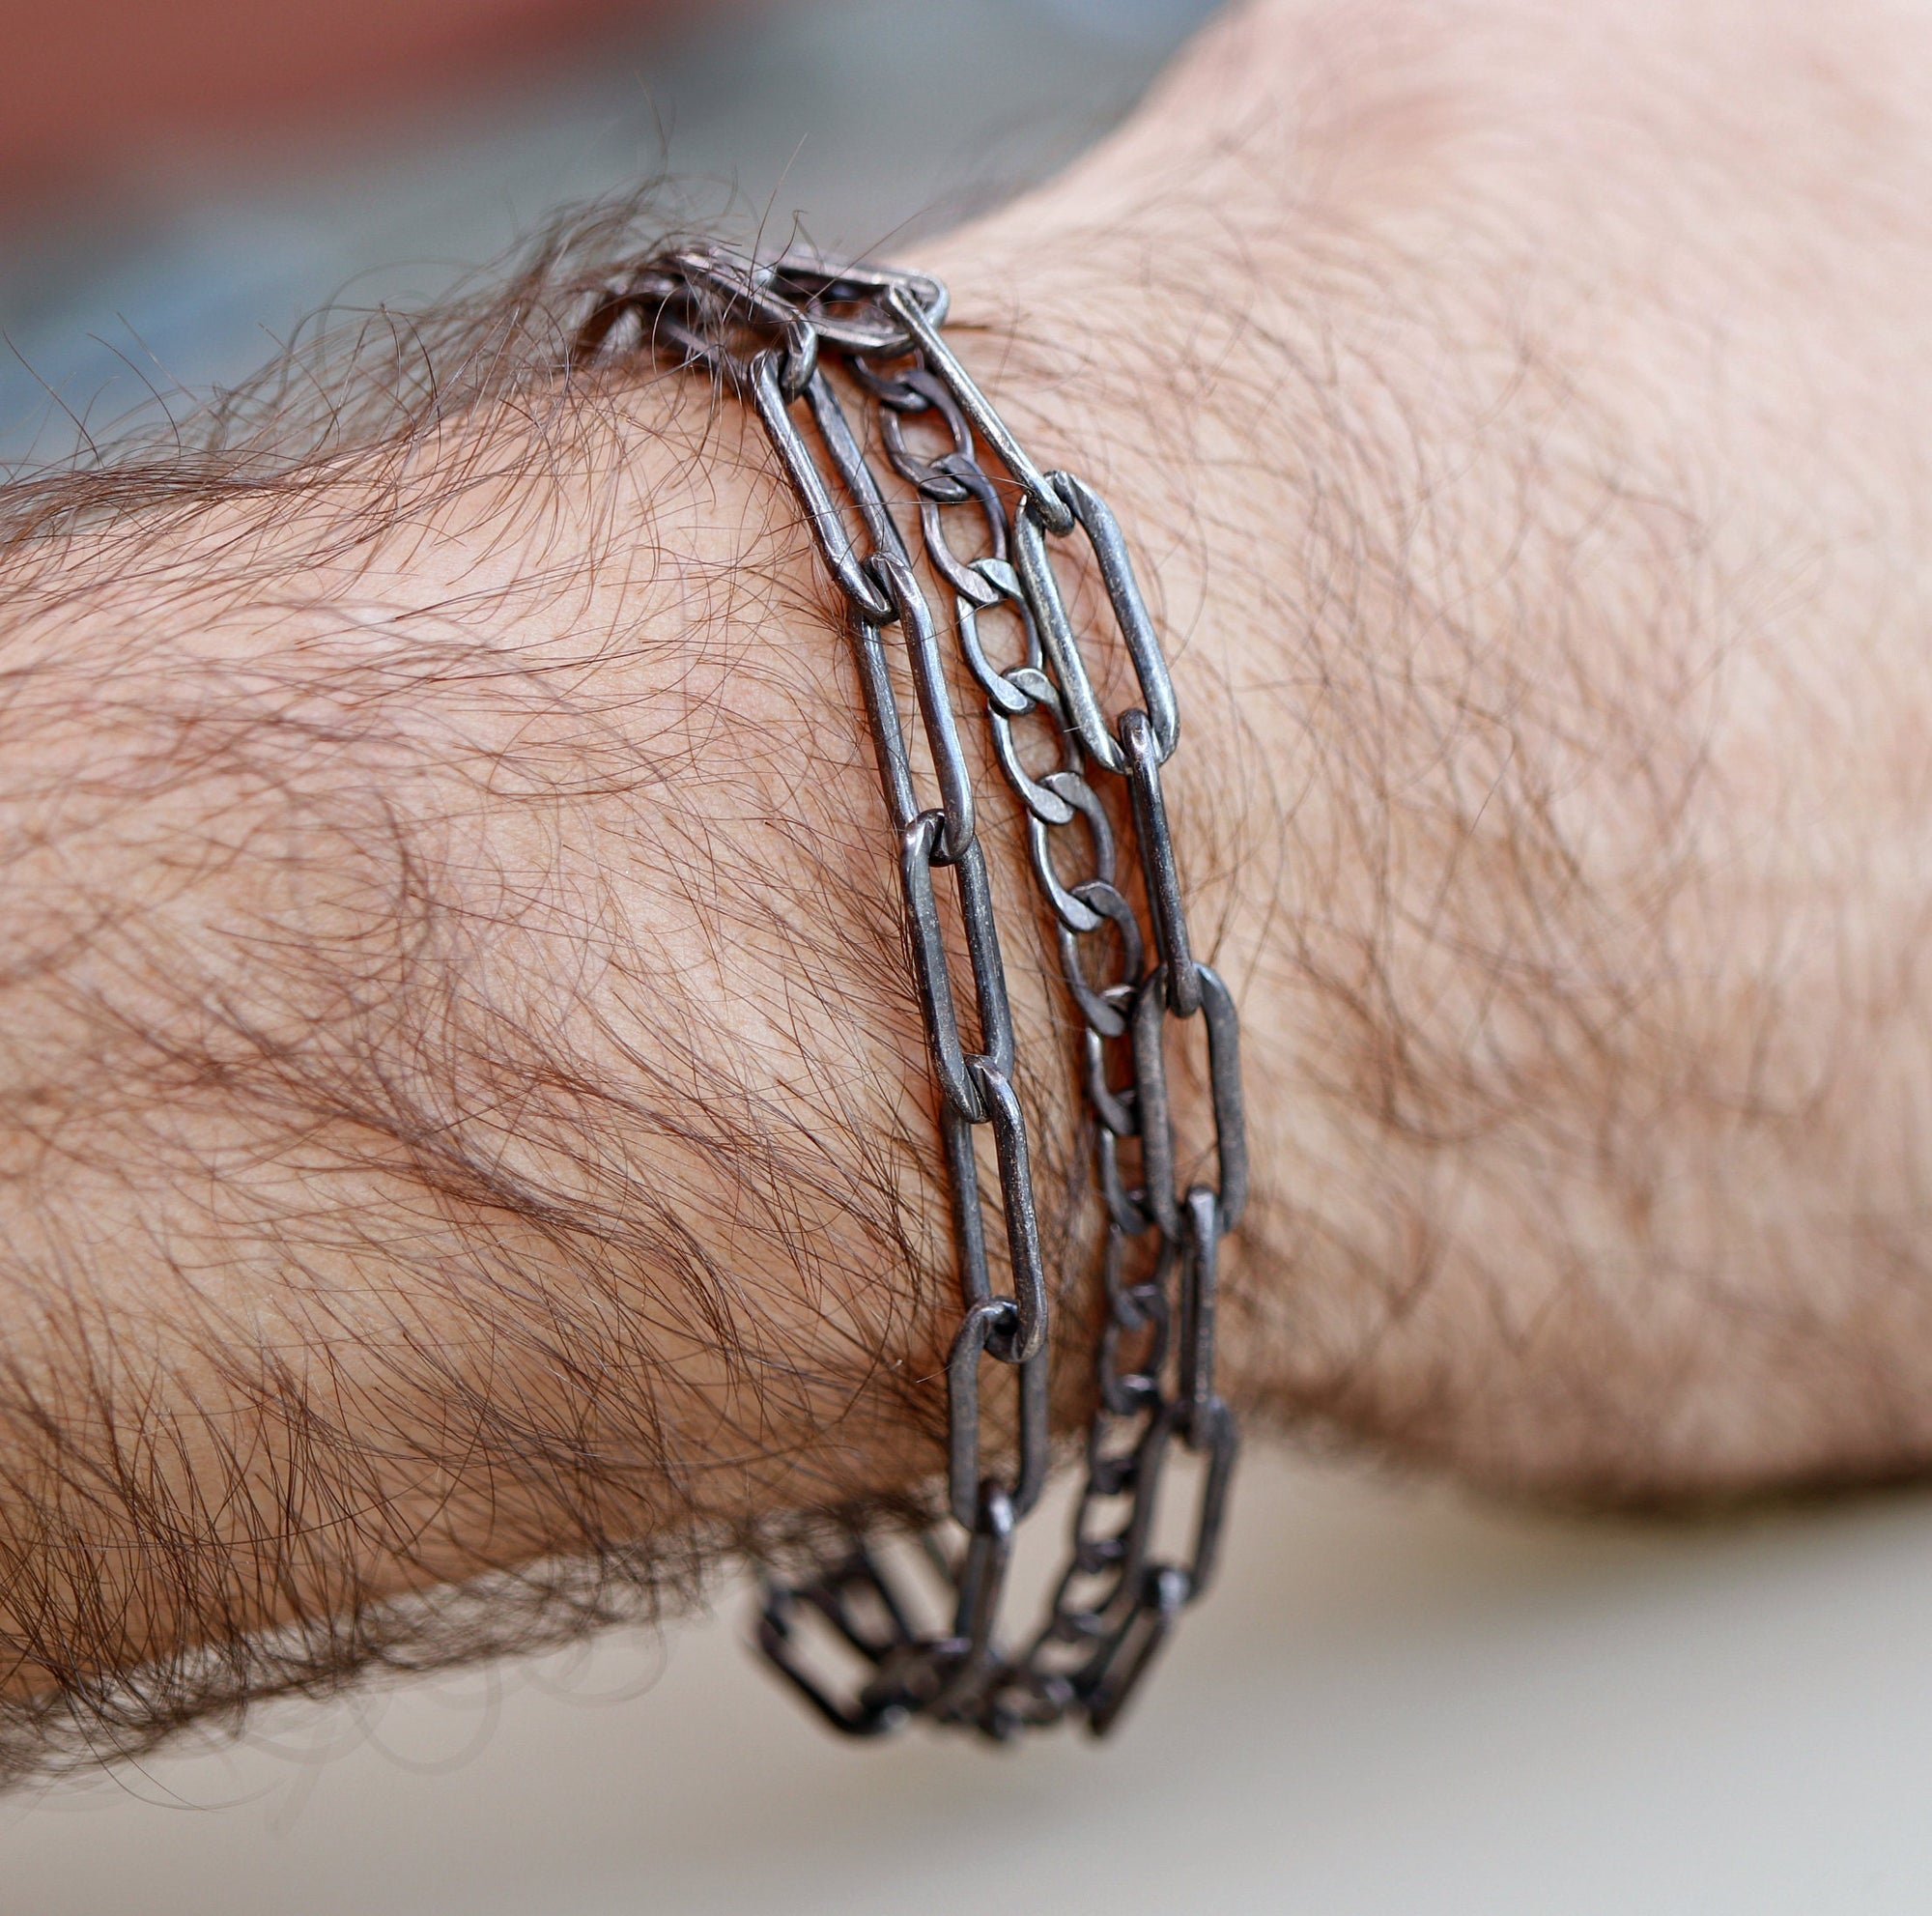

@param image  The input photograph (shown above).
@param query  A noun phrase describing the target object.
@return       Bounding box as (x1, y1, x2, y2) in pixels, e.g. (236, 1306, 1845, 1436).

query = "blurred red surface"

(0, 0, 693, 204)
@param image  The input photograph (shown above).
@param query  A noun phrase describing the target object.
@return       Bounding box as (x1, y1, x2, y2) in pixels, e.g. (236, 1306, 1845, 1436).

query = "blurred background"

(5, 2, 1932, 1909)
(0, 0, 1219, 464)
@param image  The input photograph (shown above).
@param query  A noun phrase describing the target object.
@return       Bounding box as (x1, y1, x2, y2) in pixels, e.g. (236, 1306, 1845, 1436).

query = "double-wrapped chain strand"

(573, 247, 1247, 1742)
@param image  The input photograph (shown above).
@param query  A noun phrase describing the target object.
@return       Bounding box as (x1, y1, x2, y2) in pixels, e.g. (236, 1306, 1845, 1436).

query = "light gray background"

(4, 3, 1932, 1909)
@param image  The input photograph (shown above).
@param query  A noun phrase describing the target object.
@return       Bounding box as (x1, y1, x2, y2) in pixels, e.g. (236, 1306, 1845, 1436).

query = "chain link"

(577, 245, 1248, 1741)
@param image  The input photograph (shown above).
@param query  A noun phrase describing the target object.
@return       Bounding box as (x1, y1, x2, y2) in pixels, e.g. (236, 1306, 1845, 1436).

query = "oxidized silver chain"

(574, 247, 1246, 1741)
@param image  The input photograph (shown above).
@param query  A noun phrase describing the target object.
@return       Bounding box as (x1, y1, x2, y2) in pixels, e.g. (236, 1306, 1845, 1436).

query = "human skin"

(4, 0, 1932, 1773)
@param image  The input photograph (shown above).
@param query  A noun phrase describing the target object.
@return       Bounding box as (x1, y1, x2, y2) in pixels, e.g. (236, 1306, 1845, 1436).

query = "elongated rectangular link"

(1129, 960, 1249, 1241)
(748, 354, 894, 621)
(1043, 471, 1180, 761)
(1084, 1565, 1189, 1736)
(849, 616, 923, 830)
(872, 551, 977, 858)
(1119, 707, 1198, 1015)
(1011, 499, 1125, 771)
(931, 1490, 1014, 1721)
(883, 282, 1074, 534)
(947, 1296, 1051, 1528)
(901, 815, 995, 1123)
(805, 364, 911, 569)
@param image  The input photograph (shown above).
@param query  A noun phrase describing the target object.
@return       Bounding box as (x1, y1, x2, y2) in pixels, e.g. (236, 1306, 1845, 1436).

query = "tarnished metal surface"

(577, 245, 1248, 1741)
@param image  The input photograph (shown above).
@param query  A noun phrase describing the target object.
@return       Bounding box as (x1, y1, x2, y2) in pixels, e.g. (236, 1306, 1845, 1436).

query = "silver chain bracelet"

(573, 247, 1248, 1742)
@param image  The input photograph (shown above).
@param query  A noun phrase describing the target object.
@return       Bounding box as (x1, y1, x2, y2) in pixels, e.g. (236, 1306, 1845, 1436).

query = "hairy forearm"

(0, 372, 985, 1688)
(6, 0, 1932, 1778)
